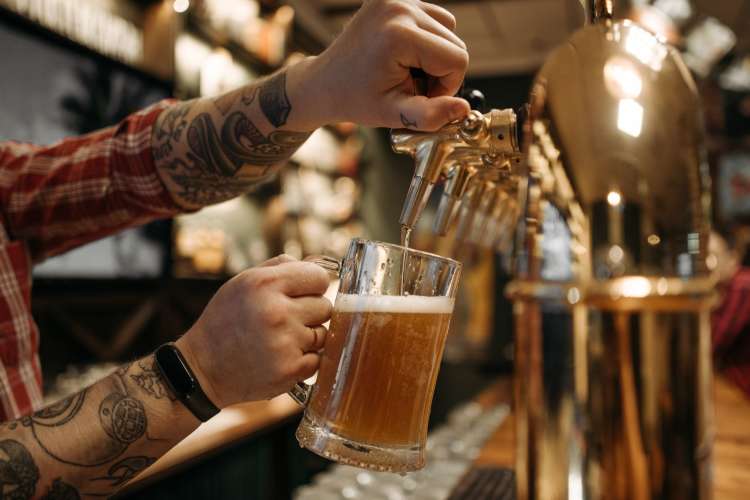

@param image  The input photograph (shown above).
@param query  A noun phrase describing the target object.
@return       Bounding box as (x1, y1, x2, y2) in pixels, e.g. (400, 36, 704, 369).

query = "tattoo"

(259, 71, 291, 127)
(163, 110, 308, 205)
(160, 166, 265, 206)
(241, 86, 258, 106)
(154, 73, 310, 206)
(41, 478, 80, 500)
(153, 103, 190, 162)
(131, 360, 176, 401)
(0, 439, 39, 500)
(99, 393, 146, 445)
(91, 456, 156, 487)
(400, 113, 418, 129)
(32, 392, 87, 425)
(186, 111, 308, 175)
(213, 92, 239, 116)
(215, 86, 258, 115)
(25, 369, 149, 467)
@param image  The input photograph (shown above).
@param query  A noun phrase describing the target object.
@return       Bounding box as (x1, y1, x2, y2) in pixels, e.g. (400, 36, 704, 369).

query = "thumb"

(394, 95, 470, 132)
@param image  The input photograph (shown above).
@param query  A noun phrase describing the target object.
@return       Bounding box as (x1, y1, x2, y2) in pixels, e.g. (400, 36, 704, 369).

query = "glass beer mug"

(290, 239, 461, 472)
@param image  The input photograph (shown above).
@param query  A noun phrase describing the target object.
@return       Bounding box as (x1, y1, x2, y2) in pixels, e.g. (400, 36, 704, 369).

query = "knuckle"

(277, 253, 297, 263)
(381, 19, 413, 46)
(383, 0, 412, 18)
(458, 49, 470, 69)
(259, 300, 287, 327)
(241, 269, 274, 291)
(297, 263, 329, 294)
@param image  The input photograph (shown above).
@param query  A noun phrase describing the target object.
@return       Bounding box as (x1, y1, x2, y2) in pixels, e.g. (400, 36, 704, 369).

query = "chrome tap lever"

(433, 159, 479, 236)
(451, 179, 493, 256)
(391, 129, 459, 230)
(391, 108, 521, 237)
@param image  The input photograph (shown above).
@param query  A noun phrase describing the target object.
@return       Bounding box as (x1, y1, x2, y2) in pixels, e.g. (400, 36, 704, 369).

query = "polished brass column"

(510, 9, 714, 500)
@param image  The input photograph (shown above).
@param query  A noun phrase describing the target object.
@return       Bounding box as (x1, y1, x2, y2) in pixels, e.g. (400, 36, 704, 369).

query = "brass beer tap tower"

(391, 0, 715, 498)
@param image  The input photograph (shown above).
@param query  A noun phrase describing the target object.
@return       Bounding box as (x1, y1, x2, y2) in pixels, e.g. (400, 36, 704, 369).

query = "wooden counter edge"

(119, 394, 301, 496)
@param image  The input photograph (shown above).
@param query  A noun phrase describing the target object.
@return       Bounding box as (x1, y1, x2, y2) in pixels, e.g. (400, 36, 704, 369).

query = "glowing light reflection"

(604, 57, 643, 98)
(617, 99, 643, 137)
(617, 277, 652, 298)
(624, 25, 668, 71)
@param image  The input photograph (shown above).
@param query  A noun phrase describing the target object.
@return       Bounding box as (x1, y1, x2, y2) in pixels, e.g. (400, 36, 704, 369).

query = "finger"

(273, 261, 330, 297)
(393, 94, 470, 131)
(419, 1, 457, 32)
(300, 325, 328, 352)
(295, 352, 321, 380)
(291, 296, 333, 326)
(398, 29, 468, 98)
(415, 7, 465, 50)
(260, 254, 297, 267)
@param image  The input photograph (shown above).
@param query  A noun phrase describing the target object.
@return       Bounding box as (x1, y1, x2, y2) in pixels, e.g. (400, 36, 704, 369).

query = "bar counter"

(121, 374, 748, 498)
(464, 376, 750, 499)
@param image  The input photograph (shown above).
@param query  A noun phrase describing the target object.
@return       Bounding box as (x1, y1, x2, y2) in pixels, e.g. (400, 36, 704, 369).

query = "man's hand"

(177, 255, 332, 408)
(305, 0, 471, 131)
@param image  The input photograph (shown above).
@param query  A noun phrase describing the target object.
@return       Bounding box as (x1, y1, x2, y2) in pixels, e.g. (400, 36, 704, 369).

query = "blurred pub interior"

(0, 0, 749, 498)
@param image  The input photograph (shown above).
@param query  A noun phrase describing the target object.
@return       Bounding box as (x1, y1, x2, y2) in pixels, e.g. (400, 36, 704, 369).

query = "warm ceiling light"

(607, 190, 622, 206)
(173, 0, 190, 14)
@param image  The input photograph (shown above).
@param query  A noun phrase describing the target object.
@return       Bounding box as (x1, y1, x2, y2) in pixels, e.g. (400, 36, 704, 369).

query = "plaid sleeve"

(0, 99, 183, 263)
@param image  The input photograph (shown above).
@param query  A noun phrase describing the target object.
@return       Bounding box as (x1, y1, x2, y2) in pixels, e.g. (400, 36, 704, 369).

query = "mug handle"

(288, 255, 342, 407)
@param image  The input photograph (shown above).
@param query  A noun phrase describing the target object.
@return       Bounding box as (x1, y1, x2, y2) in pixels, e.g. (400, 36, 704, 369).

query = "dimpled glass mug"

(290, 239, 462, 472)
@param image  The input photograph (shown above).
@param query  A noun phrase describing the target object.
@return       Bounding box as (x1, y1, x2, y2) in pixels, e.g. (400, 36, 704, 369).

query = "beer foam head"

(334, 294, 454, 314)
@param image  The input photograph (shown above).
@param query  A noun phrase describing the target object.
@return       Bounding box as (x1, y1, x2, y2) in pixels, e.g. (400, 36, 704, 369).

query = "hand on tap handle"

(317, 0, 470, 131)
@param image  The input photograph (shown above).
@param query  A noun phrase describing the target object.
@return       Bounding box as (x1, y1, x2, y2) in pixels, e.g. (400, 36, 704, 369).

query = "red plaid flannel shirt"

(712, 268, 750, 398)
(0, 100, 180, 420)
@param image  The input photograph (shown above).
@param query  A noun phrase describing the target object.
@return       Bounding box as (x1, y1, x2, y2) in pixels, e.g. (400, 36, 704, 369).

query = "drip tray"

(447, 466, 515, 500)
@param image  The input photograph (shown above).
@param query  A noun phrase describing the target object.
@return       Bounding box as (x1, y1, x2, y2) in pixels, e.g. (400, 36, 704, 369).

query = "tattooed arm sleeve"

(152, 59, 323, 208)
(0, 356, 200, 498)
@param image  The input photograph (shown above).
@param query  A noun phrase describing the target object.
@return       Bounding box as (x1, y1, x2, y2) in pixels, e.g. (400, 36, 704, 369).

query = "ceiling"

(295, 0, 750, 77)
(303, 0, 583, 77)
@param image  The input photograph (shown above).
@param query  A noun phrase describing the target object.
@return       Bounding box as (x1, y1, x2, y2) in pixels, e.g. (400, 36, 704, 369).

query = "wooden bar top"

(122, 394, 301, 493)
(472, 376, 750, 498)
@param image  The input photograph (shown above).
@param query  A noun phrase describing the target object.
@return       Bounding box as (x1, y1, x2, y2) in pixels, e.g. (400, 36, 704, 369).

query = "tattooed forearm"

(153, 70, 311, 208)
(0, 355, 198, 498)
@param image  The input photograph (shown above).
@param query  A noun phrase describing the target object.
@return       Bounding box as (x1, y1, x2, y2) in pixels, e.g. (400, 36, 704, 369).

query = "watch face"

(156, 346, 197, 395)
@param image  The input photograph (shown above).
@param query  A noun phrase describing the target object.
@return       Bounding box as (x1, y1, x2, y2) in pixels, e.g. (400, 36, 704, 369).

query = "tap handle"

(460, 88, 487, 113)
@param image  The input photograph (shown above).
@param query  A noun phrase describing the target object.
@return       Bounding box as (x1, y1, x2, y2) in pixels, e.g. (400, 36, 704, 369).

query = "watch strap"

(154, 343, 220, 422)
(182, 384, 220, 422)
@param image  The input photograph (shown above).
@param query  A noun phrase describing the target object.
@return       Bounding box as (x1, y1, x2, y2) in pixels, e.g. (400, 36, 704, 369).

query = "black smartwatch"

(154, 343, 220, 422)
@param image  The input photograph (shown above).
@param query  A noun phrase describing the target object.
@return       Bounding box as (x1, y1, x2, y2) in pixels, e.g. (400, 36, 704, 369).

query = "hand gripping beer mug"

(290, 239, 461, 472)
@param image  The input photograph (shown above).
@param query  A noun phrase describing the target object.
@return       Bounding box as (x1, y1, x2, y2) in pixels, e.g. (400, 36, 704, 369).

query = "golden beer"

(308, 294, 454, 448)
